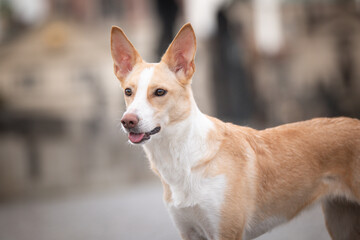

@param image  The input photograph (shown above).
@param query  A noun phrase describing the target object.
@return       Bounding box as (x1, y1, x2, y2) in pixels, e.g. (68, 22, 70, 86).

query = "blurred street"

(0, 183, 178, 240)
(0, 182, 331, 240)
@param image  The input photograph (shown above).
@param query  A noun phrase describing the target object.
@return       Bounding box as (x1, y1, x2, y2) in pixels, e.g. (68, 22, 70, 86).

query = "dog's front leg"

(170, 204, 245, 240)
(180, 229, 244, 240)
(178, 223, 244, 240)
(217, 230, 244, 240)
(180, 230, 207, 240)
(217, 218, 245, 240)
(170, 213, 208, 240)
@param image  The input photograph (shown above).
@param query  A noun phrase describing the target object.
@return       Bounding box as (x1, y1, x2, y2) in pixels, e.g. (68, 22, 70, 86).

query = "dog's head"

(110, 23, 197, 144)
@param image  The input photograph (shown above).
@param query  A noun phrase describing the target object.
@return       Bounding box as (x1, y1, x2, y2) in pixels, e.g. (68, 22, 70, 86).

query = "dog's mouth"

(128, 127, 161, 144)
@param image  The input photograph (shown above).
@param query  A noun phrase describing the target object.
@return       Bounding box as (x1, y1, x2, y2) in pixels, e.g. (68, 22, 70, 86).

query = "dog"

(110, 23, 360, 240)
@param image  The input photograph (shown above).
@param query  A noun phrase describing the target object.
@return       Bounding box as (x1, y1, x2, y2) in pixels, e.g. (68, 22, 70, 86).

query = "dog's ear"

(162, 23, 196, 85)
(111, 26, 142, 83)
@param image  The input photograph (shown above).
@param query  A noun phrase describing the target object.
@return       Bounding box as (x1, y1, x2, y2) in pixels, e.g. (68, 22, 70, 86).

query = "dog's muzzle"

(128, 126, 161, 144)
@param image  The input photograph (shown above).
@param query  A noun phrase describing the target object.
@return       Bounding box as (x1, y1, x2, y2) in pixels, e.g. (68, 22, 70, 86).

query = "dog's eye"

(124, 88, 132, 96)
(154, 89, 167, 97)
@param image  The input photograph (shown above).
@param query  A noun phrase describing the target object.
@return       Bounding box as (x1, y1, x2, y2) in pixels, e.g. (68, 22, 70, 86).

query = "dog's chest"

(169, 203, 222, 239)
(145, 141, 226, 208)
(166, 165, 227, 239)
(166, 174, 226, 240)
(168, 170, 226, 208)
(144, 142, 226, 239)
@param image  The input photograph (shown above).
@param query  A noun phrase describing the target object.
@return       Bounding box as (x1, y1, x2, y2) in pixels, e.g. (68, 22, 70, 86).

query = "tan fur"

(201, 117, 360, 239)
(150, 63, 193, 125)
(120, 63, 151, 106)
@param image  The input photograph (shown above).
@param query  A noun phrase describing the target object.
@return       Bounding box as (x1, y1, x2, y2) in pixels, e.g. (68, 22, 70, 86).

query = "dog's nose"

(121, 113, 139, 129)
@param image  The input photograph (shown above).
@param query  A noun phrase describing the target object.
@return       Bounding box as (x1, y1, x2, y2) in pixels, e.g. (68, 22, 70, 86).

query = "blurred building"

(212, 0, 360, 126)
(0, 0, 155, 200)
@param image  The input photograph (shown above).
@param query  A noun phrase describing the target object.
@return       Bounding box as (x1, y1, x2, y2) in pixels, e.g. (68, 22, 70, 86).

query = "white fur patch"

(123, 67, 156, 132)
(169, 174, 226, 240)
(144, 100, 226, 239)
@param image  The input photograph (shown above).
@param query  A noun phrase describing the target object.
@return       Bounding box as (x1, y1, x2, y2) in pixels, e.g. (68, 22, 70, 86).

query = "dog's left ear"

(162, 23, 196, 85)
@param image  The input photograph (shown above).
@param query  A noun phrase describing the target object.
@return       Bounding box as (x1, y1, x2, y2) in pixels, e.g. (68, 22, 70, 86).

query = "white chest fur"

(143, 109, 227, 239)
(168, 173, 226, 240)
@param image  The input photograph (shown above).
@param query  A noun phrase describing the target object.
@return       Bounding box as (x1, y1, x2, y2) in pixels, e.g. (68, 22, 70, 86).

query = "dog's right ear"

(110, 26, 141, 83)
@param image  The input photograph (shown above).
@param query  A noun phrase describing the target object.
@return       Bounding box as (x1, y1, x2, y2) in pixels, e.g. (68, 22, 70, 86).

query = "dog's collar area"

(129, 126, 161, 144)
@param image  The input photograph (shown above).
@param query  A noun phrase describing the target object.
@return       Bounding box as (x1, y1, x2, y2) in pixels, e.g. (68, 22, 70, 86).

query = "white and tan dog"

(110, 23, 360, 240)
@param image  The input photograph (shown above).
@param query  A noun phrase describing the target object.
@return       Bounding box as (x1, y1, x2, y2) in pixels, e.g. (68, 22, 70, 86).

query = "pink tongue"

(129, 132, 145, 143)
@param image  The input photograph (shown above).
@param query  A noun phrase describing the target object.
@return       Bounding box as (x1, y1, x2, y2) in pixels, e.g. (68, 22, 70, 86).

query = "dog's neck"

(143, 89, 216, 191)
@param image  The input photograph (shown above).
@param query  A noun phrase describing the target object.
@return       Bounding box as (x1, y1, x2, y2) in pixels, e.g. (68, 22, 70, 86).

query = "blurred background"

(0, 0, 360, 239)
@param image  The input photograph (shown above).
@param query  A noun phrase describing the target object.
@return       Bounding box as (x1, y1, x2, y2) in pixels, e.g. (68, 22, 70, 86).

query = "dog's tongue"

(129, 132, 145, 143)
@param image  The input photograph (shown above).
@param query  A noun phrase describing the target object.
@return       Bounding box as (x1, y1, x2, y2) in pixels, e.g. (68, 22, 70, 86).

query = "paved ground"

(0, 183, 331, 240)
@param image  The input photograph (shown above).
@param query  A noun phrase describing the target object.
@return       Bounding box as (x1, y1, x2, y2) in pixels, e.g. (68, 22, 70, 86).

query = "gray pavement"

(0, 183, 331, 240)
(0, 183, 178, 240)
